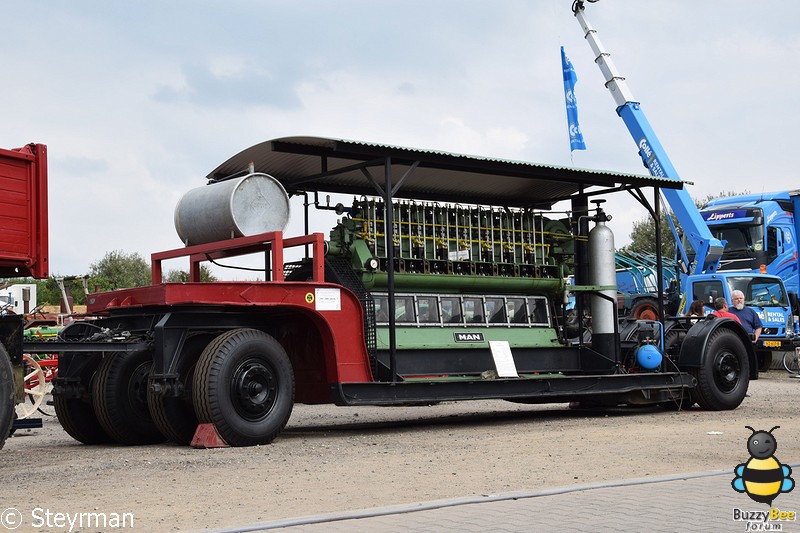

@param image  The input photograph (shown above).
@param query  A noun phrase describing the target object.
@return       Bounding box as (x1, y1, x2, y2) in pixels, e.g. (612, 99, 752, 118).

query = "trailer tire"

(92, 351, 166, 445)
(193, 329, 294, 447)
(54, 356, 114, 445)
(148, 337, 208, 445)
(630, 297, 659, 321)
(0, 346, 15, 449)
(690, 328, 750, 410)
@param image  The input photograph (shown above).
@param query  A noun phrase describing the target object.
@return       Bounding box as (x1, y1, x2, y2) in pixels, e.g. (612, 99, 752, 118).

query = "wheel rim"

(231, 357, 277, 421)
(713, 351, 741, 393)
(128, 361, 153, 417)
(16, 354, 46, 419)
(634, 304, 659, 321)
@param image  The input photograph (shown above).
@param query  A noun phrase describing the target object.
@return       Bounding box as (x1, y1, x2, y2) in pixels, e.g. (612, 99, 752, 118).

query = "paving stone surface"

(217, 471, 800, 533)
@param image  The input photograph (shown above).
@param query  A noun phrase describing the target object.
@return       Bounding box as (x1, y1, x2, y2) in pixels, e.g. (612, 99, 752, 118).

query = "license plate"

(763, 340, 782, 348)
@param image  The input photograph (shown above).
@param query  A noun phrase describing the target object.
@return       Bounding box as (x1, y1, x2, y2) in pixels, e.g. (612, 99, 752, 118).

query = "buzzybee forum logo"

(732, 426, 794, 505)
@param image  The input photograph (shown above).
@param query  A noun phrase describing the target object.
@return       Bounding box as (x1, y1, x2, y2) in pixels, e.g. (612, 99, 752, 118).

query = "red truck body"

(0, 142, 48, 449)
(0, 143, 49, 279)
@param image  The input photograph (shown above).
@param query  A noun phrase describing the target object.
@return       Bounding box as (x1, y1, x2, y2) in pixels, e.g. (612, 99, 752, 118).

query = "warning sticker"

(315, 288, 341, 311)
(305, 292, 315, 304)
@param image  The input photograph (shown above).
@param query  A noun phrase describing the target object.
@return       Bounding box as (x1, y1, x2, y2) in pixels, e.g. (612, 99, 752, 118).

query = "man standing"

(729, 289, 763, 342)
(711, 297, 741, 323)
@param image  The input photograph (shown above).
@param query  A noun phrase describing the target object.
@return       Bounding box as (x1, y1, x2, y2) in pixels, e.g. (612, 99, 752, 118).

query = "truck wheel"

(54, 356, 114, 444)
(630, 298, 659, 321)
(92, 351, 166, 445)
(0, 346, 15, 450)
(193, 329, 294, 447)
(691, 328, 750, 410)
(148, 337, 209, 445)
(756, 350, 773, 372)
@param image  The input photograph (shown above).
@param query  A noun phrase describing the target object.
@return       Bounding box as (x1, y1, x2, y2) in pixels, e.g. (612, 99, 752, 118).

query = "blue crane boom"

(572, 1, 724, 276)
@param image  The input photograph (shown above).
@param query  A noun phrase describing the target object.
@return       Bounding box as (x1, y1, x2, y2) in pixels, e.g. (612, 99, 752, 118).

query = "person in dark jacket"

(728, 289, 762, 342)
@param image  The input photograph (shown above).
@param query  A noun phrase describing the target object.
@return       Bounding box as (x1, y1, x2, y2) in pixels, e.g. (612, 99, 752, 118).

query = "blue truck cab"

(686, 271, 795, 368)
(702, 192, 800, 297)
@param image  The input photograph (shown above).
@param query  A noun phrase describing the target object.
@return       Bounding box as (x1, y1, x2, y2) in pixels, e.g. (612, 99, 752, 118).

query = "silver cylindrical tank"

(174, 173, 290, 246)
(588, 218, 617, 337)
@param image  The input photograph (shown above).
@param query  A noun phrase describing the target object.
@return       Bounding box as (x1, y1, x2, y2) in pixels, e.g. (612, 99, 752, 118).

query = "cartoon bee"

(732, 426, 794, 505)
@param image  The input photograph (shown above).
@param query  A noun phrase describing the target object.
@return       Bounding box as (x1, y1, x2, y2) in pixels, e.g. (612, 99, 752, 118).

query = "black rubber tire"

(54, 356, 114, 445)
(148, 336, 209, 445)
(756, 350, 773, 373)
(690, 328, 750, 410)
(193, 329, 294, 447)
(0, 346, 15, 449)
(630, 297, 660, 321)
(92, 351, 166, 445)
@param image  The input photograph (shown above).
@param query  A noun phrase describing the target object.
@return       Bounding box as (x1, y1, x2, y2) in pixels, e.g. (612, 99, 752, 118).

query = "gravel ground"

(2, 369, 799, 532)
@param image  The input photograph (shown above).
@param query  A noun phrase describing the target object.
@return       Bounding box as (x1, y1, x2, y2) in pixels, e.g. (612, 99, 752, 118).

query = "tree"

(624, 191, 748, 256)
(164, 265, 218, 283)
(37, 277, 88, 306)
(625, 212, 678, 257)
(89, 250, 150, 291)
(0, 276, 86, 307)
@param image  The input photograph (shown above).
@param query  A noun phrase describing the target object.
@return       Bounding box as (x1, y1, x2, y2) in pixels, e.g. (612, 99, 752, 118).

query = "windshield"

(712, 225, 764, 260)
(725, 276, 788, 307)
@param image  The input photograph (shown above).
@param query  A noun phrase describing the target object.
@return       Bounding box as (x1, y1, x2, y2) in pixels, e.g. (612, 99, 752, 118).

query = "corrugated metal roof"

(207, 136, 683, 207)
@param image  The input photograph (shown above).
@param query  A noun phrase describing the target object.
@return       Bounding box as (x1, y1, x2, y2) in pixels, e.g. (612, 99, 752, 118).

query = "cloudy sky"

(3, 1, 798, 279)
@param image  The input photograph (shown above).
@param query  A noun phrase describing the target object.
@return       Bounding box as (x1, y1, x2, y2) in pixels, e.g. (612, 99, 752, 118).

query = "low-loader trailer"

(24, 137, 754, 447)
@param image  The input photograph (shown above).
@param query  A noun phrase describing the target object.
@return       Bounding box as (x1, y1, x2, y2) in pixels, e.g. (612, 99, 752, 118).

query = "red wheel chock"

(190, 423, 229, 448)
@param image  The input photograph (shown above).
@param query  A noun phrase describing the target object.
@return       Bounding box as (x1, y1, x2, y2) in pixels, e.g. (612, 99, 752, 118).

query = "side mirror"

(789, 291, 800, 316)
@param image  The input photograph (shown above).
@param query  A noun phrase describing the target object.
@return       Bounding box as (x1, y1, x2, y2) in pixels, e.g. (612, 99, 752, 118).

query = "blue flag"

(561, 46, 586, 152)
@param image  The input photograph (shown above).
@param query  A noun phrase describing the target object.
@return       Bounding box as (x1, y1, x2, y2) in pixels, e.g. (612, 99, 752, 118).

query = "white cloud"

(1, 0, 798, 275)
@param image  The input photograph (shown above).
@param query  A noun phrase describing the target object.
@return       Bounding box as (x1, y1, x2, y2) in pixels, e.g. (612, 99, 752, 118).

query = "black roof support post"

(654, 187, 665, 319)
(384, 157, 398, 382)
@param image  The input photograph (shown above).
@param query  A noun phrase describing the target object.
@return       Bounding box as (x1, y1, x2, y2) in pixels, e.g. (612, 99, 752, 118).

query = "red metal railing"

(151, 232, 326, 284)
